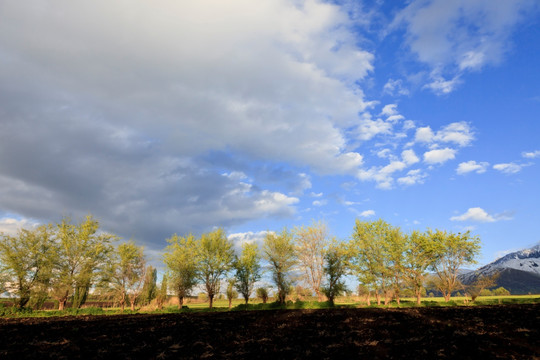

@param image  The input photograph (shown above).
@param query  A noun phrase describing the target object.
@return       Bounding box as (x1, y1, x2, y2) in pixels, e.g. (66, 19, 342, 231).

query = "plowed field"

(1, 304, 539, 359)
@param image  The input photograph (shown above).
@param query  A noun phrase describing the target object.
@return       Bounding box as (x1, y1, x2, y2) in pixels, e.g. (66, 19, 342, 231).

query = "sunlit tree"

(428, 229, 481, 301)
(263, 228, 296, 304)
(233, 242, 261, 305)
(49, 216, 115, 310)
(198, 229, 235, 308)
(295, 221, 328, 301)
(321, 241, 348, 306)
(0, 225, 56, 308)
(163, 234, 199, 309)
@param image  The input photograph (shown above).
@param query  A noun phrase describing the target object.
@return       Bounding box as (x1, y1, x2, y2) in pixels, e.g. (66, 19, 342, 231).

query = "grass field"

(2, 294, 540, 318)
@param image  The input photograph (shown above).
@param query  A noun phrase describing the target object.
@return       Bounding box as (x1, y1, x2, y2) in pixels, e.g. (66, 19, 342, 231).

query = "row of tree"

(0, 216, 160, 310)
(1, 217, 483, 310)
(162, 219, 482, 308)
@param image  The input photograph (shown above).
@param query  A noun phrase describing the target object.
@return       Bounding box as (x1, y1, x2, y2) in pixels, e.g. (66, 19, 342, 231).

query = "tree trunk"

(244, 296, 249, 305)
(228, 298, 232, 309)
(209, 295, 214, 309)
(130, 301, 135, 311)
(444, 292, 451, 302)
(375, 292, 380, 305)
(58, 299, 66, 311)
(416, 290, 421, 305)
(365, 293, 371, 306)
(179, 296, 184, 310)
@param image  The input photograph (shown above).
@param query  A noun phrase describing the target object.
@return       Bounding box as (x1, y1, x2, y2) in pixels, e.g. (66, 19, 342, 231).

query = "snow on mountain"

(460, 244, 540, 285)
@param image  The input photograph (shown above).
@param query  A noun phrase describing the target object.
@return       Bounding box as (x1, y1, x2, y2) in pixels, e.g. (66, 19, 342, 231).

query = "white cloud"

(434, 122, 474, 147)
(397, 169, 427, 186)
(381, 104, 398, 117)
(450, 207, 495, 223)
(312, 199, 328, 207)
(415, 126, 434, 143)
(493, 162, 523, 174)
(228, 230, 270, 254)
(0, 217, 40, 236)
(450, 207, 513, 223)
(402, 149, 420, 165)
(522, 150, 540, 159)
(359, 210, 375, 218)
(383, 78, 410, 96)
(456, 160, 489, 175)
(392, 0, 537, 94)
(423, 148, 456, 164)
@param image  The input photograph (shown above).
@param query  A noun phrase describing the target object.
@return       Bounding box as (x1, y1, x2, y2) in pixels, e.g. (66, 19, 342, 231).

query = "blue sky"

(0, 0, 539, 268)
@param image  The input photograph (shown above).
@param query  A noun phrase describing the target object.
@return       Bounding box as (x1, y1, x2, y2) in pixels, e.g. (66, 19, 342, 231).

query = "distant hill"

(459, 244, 540, 295)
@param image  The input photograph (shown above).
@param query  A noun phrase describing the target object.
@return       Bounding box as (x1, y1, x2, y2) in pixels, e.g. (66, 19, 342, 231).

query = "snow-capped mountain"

(460, 244, 540, 294)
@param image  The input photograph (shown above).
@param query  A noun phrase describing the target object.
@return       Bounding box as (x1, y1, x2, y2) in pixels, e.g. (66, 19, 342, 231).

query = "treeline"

(1, 216, 486, 310)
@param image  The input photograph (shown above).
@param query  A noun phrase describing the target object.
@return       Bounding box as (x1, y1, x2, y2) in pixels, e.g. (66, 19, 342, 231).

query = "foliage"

(163, 234, 199, 309)
(349, 219, 404, 305)
(233, 242, 261, 305)
(107, 241, 146, 311)
(197, 229, 235, 308)
(403, 230, 435, 305)
(295, 221, 328, 301)
(226, 278, 238, 309)
(263, 228, 297, 304)
(50, 216, 115, 310)
(139, 266, 157, 306)
(427, 229, 481, 301)
(321, 241, 348, 306)
(256, 287, 269, 303)
(466, 273, 500, 301)
(0, 224, 56, 308)
(156, 274, 168, 309)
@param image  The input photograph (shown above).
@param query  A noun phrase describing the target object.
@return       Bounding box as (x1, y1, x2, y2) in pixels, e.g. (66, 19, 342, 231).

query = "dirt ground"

(1, 304, 539, 359)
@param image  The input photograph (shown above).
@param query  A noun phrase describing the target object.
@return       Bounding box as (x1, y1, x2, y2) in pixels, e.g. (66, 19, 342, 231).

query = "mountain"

(459, 244, 540, 295)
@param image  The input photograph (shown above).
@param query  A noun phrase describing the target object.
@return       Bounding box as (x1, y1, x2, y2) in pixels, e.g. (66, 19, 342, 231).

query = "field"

(1, 303, 539, 359)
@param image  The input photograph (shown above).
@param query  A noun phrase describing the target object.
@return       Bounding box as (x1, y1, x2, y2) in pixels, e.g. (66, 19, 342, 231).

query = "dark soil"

(1, 304, 539, 359)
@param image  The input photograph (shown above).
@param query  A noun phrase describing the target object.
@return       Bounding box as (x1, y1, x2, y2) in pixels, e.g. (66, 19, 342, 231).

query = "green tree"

(226, 278, 238, 309)
(110, 241, 146, 311)
(466, 273, 499, 301)
(197, 229, 234, 309)
(233, 242, 261, 305)
(163, 234, 199, 309)
(156, 274, 168, 309)
(295, 221, 329, 301)
(403, 230, 435, 305)
(428, 229, 481, 302)
(256, 287, 269, 303)
(139, 265, 157, 306)
(349, 219, 398, 305)
(0, 225, 56, 308)
(50, 216, 115, 310)
(263, 228, 296, 304)
(321, 241, 348, 306)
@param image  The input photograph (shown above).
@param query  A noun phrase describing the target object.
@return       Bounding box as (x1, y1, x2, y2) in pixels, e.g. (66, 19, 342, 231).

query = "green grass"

(1, 295, 539, 318)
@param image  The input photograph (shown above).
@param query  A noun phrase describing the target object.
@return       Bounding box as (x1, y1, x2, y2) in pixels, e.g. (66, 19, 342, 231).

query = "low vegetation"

(0, 215, 534, 317)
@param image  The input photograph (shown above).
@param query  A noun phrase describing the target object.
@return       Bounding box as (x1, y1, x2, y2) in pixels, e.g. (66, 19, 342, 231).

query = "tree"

(428, 229, 481, 302)
(256, 287, 269, 303)
(139, 265, 157, 306)
(295, 221, 328, 301)
(466, 273, 499, 302)
(110, 241, 146, 311)
(321, 241, 348, 306)
(50, 216, 115, 310)
(156, 274, 168, 309)
(403, 230, 435, 305)
(197, 229, 235, 309)
(0, 225, 56, 308)
(233, 242, 261, 305)
(226, 278, 238, 309)
(263, 228, 296, 304)
(349, 219, 399, 305)
(163, 234, 199, 309)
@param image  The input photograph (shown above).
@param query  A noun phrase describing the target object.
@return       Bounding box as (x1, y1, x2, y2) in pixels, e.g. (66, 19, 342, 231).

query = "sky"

(1, 0, 539, 270)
